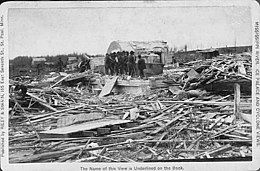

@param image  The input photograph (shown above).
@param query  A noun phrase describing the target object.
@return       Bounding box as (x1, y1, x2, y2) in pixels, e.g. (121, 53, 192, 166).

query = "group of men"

(105, 51, 146, 78)
(55, 56, 91, 73)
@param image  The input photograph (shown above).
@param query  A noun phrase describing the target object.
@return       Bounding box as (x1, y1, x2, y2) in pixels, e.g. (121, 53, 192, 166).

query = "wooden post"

(234, 83, 241, 120)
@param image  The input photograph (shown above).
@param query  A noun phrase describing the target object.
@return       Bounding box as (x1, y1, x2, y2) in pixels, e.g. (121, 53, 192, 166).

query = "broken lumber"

(27, 92, 58, 112)
(39, 119, 131, 138)
(50, 74, 71, 88)
(135, 100, 251, 106)
(99, 76, 118, 97)
(30, 104, 89, 122)
(57, 112, 104, 127)
(234, 83, 241, 120)
(195, 144, 232, 158)
(151, 111, 189, 135)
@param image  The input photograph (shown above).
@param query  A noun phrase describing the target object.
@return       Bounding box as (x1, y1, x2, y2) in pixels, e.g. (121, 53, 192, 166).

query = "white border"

(1, 1, 259, 171)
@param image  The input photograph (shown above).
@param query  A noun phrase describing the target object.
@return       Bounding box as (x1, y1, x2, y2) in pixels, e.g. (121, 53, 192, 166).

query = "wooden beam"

(57, 112, 104, 128)
(39, 119, 131, 138)
(30, 104, 88, 121)
(135, 100, 250, 106)
(27, 92, 58, 112)
(234, 83, 241, 120)
(151, 111, 189, 135)
(50, 74, 71, 88)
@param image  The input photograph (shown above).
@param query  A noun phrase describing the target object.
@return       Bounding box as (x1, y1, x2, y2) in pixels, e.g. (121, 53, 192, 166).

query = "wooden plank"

(116, 79, 150, 87)
(75, 156, 98, 162)
(50, 74, 71, 88)
(27, 92, 58, 112)
(63, 72, 89, 82)
(186, 68, 199, 80)
(30, 104, 88, 121)
(153, 132, 168, 148)
(39, 119, 131, 138)
(237, 73, 252, 81)
(241, 113, 252, 123)
(10, 148, 77, 163)
(57, 112, 104, 127)
(208, 125, 237, 140)
(237, 61, 247, 75)
(108, 132, 146, 140)
(97, 128, 111, 135)
(141, 103, 183, 124)
(99, 76, 119, 97)
(208, 115, 226, 130)
(82, 131, 97, 137)
(234, 83, 241, 120)
(136, 100, 251, 106)
(195, 144, 232, 158)
(151, 111, 189, 135)
(169, 85, 181, 94)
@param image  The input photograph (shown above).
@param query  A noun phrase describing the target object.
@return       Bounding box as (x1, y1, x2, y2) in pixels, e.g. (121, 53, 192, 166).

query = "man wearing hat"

(124, 51, 129, 74)
(110, 52, 117, 75)
(127, 51, 136, 77)
(83, 54, 91, 70)
(117, 51, 125, 75)
(137, 55, 146, 78)
(79, 57, 87, 73)
(57, 57, 63, 72)
(104, 53, 111, 75)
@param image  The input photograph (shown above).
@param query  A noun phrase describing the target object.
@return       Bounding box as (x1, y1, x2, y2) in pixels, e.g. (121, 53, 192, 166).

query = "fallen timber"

(135, 100, 251, 106)
(9, 53, 252, 163)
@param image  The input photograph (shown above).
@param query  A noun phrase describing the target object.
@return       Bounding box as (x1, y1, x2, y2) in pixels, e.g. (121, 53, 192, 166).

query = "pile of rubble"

(9, 53, 252, 163)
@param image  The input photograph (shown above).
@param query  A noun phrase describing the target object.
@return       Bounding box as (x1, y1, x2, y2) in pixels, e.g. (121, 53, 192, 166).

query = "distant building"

(172, 46, 252, 64)
(173, 50, 201, 63)
(107, 40, 170, 64)
(197, 48, 219, 59)
(67, 56, 78, 64)
(31, 57, 46, 66)
(45, 62, 55, 66)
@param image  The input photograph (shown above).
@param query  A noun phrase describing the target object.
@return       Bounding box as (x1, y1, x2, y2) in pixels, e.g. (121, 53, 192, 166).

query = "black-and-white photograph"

(7, 2, 254, 164)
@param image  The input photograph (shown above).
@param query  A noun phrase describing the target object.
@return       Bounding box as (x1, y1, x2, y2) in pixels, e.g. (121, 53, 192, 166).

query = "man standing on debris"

(85, 57, 91, 70)
(84, 54, 91, 70)
(172, 56, 177, 67)
(110, 52, 117, 75)
(124, 51, 129, 74)
(36, 63, 41, 75)
(127, 51, 136, 77)
(57, 57, 63, 72)
(114, 52, 120, 75)
(137, 55, 146, 78)
(104, 53, 111, 75)
(79, 57, 86, 73)
(117, 51, 125, 75)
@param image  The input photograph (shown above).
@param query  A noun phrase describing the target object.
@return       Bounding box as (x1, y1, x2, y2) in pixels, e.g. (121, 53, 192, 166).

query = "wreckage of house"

(9, 46, 252, 163)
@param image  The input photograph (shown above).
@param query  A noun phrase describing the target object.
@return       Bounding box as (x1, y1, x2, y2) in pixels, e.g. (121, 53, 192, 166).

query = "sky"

(8, 5, 252, 59)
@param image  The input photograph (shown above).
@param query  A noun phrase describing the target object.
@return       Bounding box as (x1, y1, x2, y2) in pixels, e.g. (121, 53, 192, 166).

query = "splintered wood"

(40, 119, 131, 138)
(9, 54, 252, 163)
(57, 112, 104, 128)
(99, 76, 119, 97)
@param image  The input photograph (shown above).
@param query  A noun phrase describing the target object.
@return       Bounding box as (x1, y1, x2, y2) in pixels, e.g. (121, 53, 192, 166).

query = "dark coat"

(138, 58, 146, 70)
(128, 55, 135, 64)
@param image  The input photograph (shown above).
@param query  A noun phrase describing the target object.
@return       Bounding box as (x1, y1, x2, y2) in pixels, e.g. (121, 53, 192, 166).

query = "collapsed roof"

(107, 40, 168, 54)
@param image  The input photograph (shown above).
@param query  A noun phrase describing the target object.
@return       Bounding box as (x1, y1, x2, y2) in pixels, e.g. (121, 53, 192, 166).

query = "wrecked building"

(9, 50, 252, 163)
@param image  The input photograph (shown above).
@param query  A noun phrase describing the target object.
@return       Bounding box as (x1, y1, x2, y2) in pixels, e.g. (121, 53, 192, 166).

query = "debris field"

(9, 53, 252, 163)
